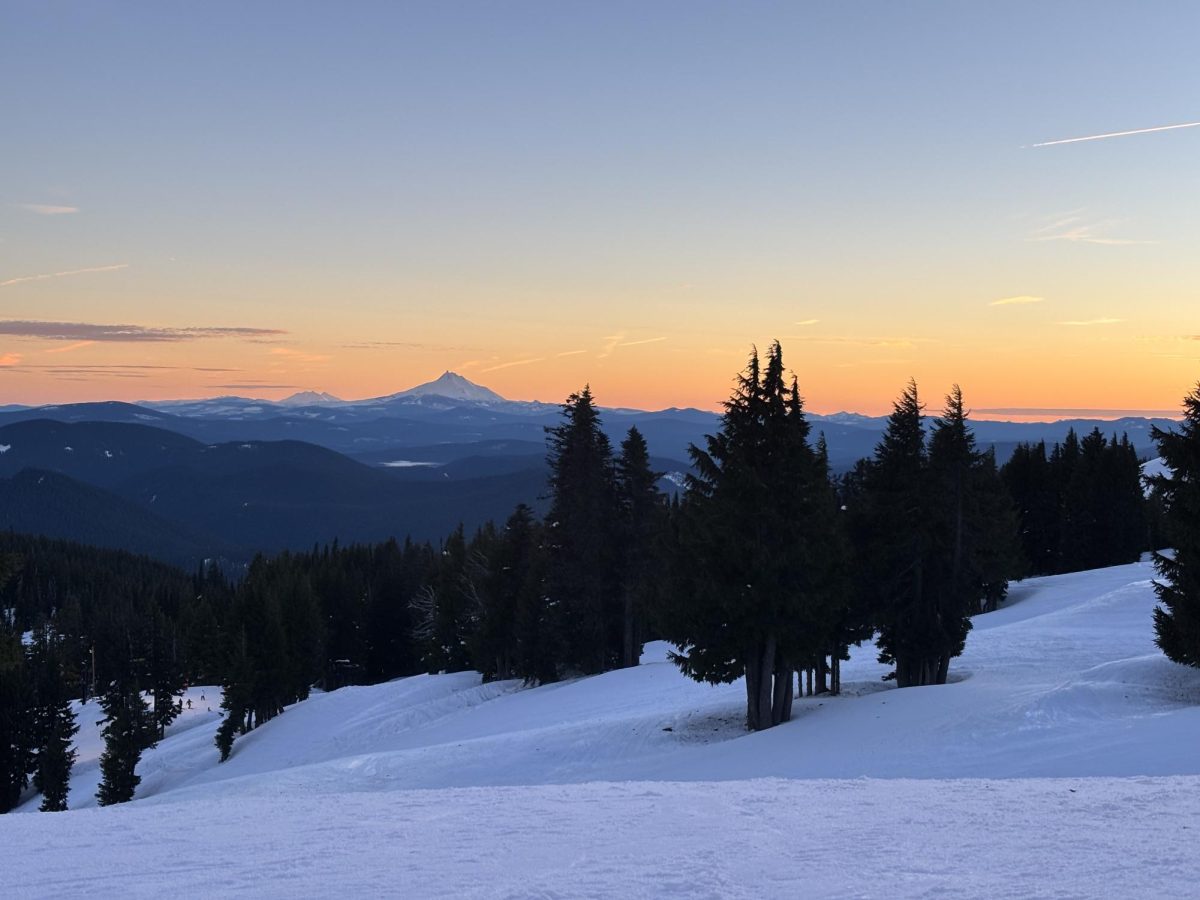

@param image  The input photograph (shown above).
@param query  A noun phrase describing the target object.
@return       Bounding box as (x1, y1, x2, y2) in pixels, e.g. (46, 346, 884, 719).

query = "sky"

(1, 1, 1197, 415)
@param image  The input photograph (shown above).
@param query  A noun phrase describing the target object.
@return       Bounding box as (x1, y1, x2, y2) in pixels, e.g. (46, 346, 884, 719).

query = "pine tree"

(0, 633, 36, 813)
(215, 630, 253, 762)
(544, 386, 621, 676)
(664, 343, 845, 730)
(471, 505, 541, 681)
(0, 554, 36, 814)
(861, 380, 933, 687)
(1150, 383, 1200, 668)
(148, 611, 184, 744)
(96, 676, 148, 806)
(867, 384, 1019, 686)
(615, 427, 664, 668)
(1001, 441, 1056, 575)
(30, 626, 79, 812)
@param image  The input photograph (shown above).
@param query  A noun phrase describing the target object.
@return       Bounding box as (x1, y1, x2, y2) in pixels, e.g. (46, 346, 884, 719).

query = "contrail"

(0, 263, 129, 288)
(1029, 121, 1200, 148)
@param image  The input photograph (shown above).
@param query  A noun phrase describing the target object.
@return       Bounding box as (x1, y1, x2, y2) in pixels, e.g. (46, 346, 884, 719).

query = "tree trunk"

(815, 656, 829, 695)
(744, 645, 763, 731)
(772, 664, 794, 726)
(936, 653, 950, 685)
(757, 634, 776, 730)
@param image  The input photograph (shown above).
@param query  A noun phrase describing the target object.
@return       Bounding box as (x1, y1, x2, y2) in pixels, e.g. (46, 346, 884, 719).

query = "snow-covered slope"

(7, 560, 1200, 897)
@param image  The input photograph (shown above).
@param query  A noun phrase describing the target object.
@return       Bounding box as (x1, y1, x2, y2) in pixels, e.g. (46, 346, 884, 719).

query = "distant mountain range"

(0, 371, 1179, 567)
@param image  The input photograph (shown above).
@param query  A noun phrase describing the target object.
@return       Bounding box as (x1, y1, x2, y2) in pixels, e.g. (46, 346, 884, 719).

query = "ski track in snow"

(5, 559, 1200, 897)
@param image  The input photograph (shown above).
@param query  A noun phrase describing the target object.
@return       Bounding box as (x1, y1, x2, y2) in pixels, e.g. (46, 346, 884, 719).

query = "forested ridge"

(4, 344, 1195, 813)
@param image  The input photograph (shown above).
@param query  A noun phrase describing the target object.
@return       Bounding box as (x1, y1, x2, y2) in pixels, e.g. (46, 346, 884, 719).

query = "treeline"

(3, 344, 1175, 811)
(1001, 429, 1148, 575)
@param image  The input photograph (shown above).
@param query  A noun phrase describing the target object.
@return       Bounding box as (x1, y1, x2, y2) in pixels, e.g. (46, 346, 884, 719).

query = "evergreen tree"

(663, 343, 846, 730)
(544, 386, 621, 676)
(471, 505, 541, 681)
(615, 426, 664, 668)
(215, 630, 253, 762)
(147, 610, 184, 744)
(860, 380, 936, 687)
(0, 554, 36, 814)
(96, 675, 148, 806)
(1, 636, 35, 814)
(1150, 384, 1200, 667)
(867, 384, 1019, 686)
(30, 625, 79, 812)
(1001, 441, 1056, 575)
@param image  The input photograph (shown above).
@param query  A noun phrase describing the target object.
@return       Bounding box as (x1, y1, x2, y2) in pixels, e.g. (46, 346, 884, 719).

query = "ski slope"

(6, 559, 1200, 897)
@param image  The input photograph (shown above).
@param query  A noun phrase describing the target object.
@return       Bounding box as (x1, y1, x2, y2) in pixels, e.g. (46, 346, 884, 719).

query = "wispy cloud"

(1058, 318, 1124, 326)
(1028, 120, 1200, 148)
(618, 336, 667, 348)
(0, 263, 129, 288)
(597, 334, 667, 358)
(44, 340, 95, 354)
(794, 319, 820, 326)
(481, 357, 544, 373)
(0, 353, 21, 367)
(989, 295, 1044, 307)
(0, 320, 287, 343)
(598, 334, 624, 359)
(556, 349, 588, 357)
(1029, 214, 1152, 246)
(17, 203, 79, 215)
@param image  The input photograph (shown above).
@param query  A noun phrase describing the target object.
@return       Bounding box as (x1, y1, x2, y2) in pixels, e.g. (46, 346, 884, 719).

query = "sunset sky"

(2, 2, 1197, 415)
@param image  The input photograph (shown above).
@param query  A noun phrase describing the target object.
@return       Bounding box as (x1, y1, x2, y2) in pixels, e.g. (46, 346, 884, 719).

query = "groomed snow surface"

(7, 560, 1200, 898)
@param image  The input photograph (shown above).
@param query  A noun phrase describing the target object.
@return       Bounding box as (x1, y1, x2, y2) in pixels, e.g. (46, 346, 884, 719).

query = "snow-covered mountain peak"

(390, 371, 507, 405)
(280, 391, 343, 406)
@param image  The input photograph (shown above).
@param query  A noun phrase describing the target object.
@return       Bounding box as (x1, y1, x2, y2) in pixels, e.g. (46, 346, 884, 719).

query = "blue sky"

(2, 1, 1197, 411)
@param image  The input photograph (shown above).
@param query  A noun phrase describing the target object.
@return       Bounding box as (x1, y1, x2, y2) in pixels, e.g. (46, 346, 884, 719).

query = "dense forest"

(4, 344, 1196, 813)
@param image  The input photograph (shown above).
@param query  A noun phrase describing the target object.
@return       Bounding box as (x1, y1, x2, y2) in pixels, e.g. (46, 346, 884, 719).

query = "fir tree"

(0, 554, 36, 814)
(860, 380, 933, 687)
(867, 384, 1019, 686)
(471, 505, 541, 681)
(544, 386, 621, 676)
(96, 676, 148, 806)
(1150, 384, 1200, 667)
(30, 626, 79, 812)
(664, 343, 846, 730)
(147, 610, 184, 744)
(615, 426, 664, 668)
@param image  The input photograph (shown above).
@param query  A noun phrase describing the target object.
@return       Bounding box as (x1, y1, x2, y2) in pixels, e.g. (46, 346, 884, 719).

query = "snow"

(380, 459, 441, 468)
(0, 443, 10, 454)
(5, 560, 1200, 897)
(1142, 456, 1170, 495)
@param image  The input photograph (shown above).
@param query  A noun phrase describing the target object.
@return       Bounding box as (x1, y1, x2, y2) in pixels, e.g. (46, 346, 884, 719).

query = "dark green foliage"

(544, 387, 622, 676)
(1150, 384, 1200, 668)
(1, 552, 37, 813)
(470, 505, 544, 682)
(1002, 428, 1148, 575)
(147, 611, 185, 744)
(615, 427, 665, 668)
(862, 384, 1020, 687)
(30, 626, 79, 811)
(661, 344, 848, 730)
(96, 675, 148, 806)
